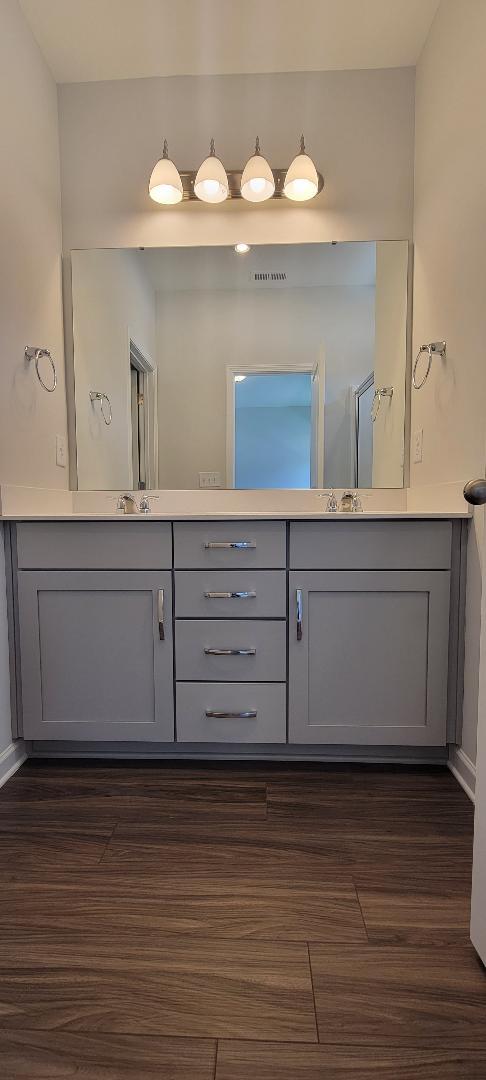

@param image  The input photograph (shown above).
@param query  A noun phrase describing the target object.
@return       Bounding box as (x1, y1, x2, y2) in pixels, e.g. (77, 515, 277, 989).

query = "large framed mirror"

(69, 240, 410, 490)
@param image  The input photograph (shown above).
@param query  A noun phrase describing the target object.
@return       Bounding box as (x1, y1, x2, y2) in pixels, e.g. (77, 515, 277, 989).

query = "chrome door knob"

(464, 479, 486, 505)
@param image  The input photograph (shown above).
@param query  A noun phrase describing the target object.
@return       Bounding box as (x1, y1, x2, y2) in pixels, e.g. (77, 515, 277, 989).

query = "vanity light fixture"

(147, 137, 323, 204)
(234, 242, 251, 254)
(283, 135, 319, 202)
(148, 139, 183, 204)
(194, 139, 229, 203)
(241, 137, 275, 202)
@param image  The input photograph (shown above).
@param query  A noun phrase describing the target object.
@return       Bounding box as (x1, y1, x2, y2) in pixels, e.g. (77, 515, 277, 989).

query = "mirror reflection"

(70, 241, 409, 490)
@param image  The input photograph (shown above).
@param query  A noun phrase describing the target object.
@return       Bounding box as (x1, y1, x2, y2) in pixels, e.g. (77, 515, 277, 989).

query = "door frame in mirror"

(225, 357, 325, 489)
(128, 335, 158, 490)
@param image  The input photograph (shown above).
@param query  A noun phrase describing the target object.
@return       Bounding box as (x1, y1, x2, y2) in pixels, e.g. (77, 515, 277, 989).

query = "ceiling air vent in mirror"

(251, 271, 288, 285)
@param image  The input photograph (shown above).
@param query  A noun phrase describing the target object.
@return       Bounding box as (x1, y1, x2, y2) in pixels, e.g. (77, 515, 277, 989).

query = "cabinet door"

(289, 571, 450, 746)
(18, 571, 174, 742)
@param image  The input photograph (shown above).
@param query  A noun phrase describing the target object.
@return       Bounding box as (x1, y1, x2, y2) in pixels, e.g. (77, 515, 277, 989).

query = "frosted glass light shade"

(241, 138, 275, 202)
(284, 138, 319, 202)
(149, 141, 183, 204)
(195, 143, 228, 203)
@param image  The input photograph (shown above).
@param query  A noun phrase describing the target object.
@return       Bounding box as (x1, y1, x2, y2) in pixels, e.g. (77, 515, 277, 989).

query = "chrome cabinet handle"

(204, 647, 256, 656)
(205, 710, 257, 719)
(204, 540, 256, 550)
(296, 589, 303, 641)
(204, 590, 256, 600)
(157, 589, 165, 640)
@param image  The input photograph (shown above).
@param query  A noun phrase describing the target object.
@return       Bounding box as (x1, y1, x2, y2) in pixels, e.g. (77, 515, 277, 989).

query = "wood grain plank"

(0, 1030, 216, 1080)
(0, 932, 317, 1042)
(100, 820, 353, 881)
(309, 944, 486, 1047)
(0, 871, 365, 942)
(355, 878, 472, 945)
(216, 1040, 486, 1079)
(348, 835, 473, 887)
(267, 789, 474, 836)
(0, 765, 267, 822)
(0, 824, 113, 869)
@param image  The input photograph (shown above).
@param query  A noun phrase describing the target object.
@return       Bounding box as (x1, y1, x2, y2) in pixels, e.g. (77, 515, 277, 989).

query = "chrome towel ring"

(89, 391, 112, 426)
(412, 341, 446, 390)
(371, 386, 393, 422)
(24, 346, 57, 393)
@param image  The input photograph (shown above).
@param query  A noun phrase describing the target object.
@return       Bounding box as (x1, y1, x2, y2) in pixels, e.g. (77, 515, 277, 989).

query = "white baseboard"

(0, 740, 27, 789)
(448, 746, 476, 803)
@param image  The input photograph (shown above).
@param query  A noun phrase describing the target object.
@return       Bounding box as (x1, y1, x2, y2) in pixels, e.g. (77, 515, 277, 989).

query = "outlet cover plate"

(199, 471, 222, 488)
(56, 435, 67, 468)
(413, 428, 423, 464)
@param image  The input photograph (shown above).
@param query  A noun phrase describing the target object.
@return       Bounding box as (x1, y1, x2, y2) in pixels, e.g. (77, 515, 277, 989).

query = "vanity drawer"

(16, 522, 172, 570)
(176, 682, 286, 743)
(173, 521, 286, 569)
(175, 570, 286, 618)
(290, 520, 452, 570)
(175, 619, 286, 682)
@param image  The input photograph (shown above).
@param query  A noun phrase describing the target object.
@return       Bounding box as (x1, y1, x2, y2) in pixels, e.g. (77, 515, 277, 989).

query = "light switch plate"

(199, 471, 222, 488)
(413, 428, 423, 464)
(56, 434, 67, 468)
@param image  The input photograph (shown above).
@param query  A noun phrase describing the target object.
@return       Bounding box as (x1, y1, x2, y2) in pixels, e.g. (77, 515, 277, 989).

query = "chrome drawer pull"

(205, 710, 257, 719)
(157, 589, 165, 641)
(296, 588, 303, 642)
(204, 647, 256, 656)
(204, 540, 256, 550)
(204, 590, 256, 600)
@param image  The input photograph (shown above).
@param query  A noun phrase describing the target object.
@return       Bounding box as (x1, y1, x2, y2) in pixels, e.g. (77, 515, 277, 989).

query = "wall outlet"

(56, 434, 67, 468)
(199, 471, 222, 489)
(413, 428, 423, 464)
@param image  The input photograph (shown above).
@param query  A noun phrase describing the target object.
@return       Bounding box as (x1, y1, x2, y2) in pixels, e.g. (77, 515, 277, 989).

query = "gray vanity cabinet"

(17, 570, 174, 742)
(288, 570, 451, 746)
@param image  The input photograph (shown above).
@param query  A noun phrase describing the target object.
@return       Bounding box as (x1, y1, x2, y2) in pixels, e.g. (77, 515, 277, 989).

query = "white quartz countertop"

(0, 484, 472, 520)
(0, 510, 471, 521)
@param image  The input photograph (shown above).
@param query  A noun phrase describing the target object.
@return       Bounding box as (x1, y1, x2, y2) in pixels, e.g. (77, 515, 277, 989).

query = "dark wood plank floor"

(0, 760, 484, 1079)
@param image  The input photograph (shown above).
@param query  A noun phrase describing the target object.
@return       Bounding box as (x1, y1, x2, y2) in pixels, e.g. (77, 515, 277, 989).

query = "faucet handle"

(318, 489, 338, 512)
(139, 494, 160, 514)
(351, 492, 372, 512)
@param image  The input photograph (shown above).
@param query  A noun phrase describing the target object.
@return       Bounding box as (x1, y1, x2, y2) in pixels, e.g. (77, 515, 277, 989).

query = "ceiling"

(19, 0, 440, 84)
(140, 242, 377, 292)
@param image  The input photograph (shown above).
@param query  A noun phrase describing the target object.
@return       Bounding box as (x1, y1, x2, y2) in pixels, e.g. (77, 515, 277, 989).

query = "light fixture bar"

(169, 167, 324, 202)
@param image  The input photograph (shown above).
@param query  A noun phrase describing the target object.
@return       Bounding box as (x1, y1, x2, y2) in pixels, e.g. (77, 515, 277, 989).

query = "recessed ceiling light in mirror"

(234, 242, 251, 254)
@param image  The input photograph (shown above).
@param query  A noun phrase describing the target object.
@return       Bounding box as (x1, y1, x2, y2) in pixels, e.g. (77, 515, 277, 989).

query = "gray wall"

(58, 67, 415, 253)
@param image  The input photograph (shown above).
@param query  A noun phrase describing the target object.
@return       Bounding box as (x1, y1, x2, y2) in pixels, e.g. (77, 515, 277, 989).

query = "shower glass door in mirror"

(70, 240, 409, 490)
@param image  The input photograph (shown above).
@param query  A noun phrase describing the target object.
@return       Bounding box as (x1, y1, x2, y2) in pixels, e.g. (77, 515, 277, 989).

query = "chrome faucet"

(339, 491, 363, 512)
(139, 494, 159, 514)
(116, 493, 138, 514)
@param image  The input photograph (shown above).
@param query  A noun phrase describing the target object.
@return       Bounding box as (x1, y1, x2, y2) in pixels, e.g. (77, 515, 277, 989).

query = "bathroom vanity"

(5, 513, 466, 759)
(1, 237, 467, 761)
